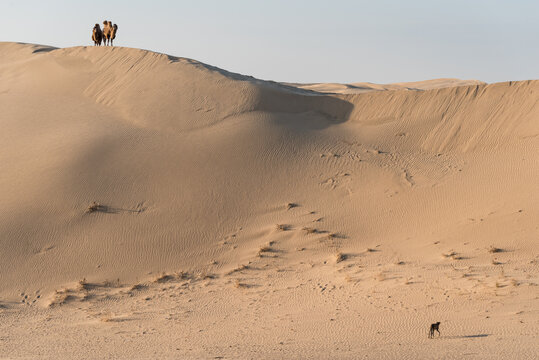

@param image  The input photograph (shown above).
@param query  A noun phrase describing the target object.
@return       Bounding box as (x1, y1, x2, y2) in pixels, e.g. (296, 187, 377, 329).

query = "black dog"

(429, 322, 441, 338)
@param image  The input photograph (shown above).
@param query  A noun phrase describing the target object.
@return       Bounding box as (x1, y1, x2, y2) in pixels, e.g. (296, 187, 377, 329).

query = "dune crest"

(288, 78, 487, 94)
(343, 80, 539, 152)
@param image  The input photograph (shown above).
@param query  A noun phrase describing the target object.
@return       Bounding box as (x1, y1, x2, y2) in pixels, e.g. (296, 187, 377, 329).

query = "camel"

(102, 20, 112, 45)
(110, 24, 118, 46)
(92, 24, 103, 46)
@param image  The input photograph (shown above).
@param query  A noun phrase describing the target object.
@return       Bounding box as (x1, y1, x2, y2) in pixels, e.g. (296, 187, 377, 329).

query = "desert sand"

(0, 42, 537, 359)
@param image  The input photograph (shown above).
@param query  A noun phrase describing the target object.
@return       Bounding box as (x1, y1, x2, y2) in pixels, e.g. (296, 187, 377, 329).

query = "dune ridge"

(342, 80, 539, 152)
(287, 78, 487, 94)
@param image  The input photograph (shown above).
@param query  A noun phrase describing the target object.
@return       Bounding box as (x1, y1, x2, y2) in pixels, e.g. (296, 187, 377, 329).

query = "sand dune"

(0, 42, 537, 359)
(287, 78, 487, 94)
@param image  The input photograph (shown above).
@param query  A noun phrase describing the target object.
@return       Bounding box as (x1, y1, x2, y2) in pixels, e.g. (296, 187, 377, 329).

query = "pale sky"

(1, 0, 538, 83)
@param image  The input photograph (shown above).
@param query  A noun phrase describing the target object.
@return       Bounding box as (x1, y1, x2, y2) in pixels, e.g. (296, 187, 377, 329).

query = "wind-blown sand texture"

(0, 42, 538, 359)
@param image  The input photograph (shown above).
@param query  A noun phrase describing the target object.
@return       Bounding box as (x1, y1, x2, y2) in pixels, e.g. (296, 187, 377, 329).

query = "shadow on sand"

(446, 334, 490, 339)
(87, 202, 146, 215)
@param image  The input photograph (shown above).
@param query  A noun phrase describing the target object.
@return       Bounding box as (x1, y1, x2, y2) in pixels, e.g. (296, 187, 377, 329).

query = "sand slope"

(0, 42, 537, 359)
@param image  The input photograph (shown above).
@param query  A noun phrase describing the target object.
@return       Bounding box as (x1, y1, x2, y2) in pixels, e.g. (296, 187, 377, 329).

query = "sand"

(0, 42, 537, 359)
